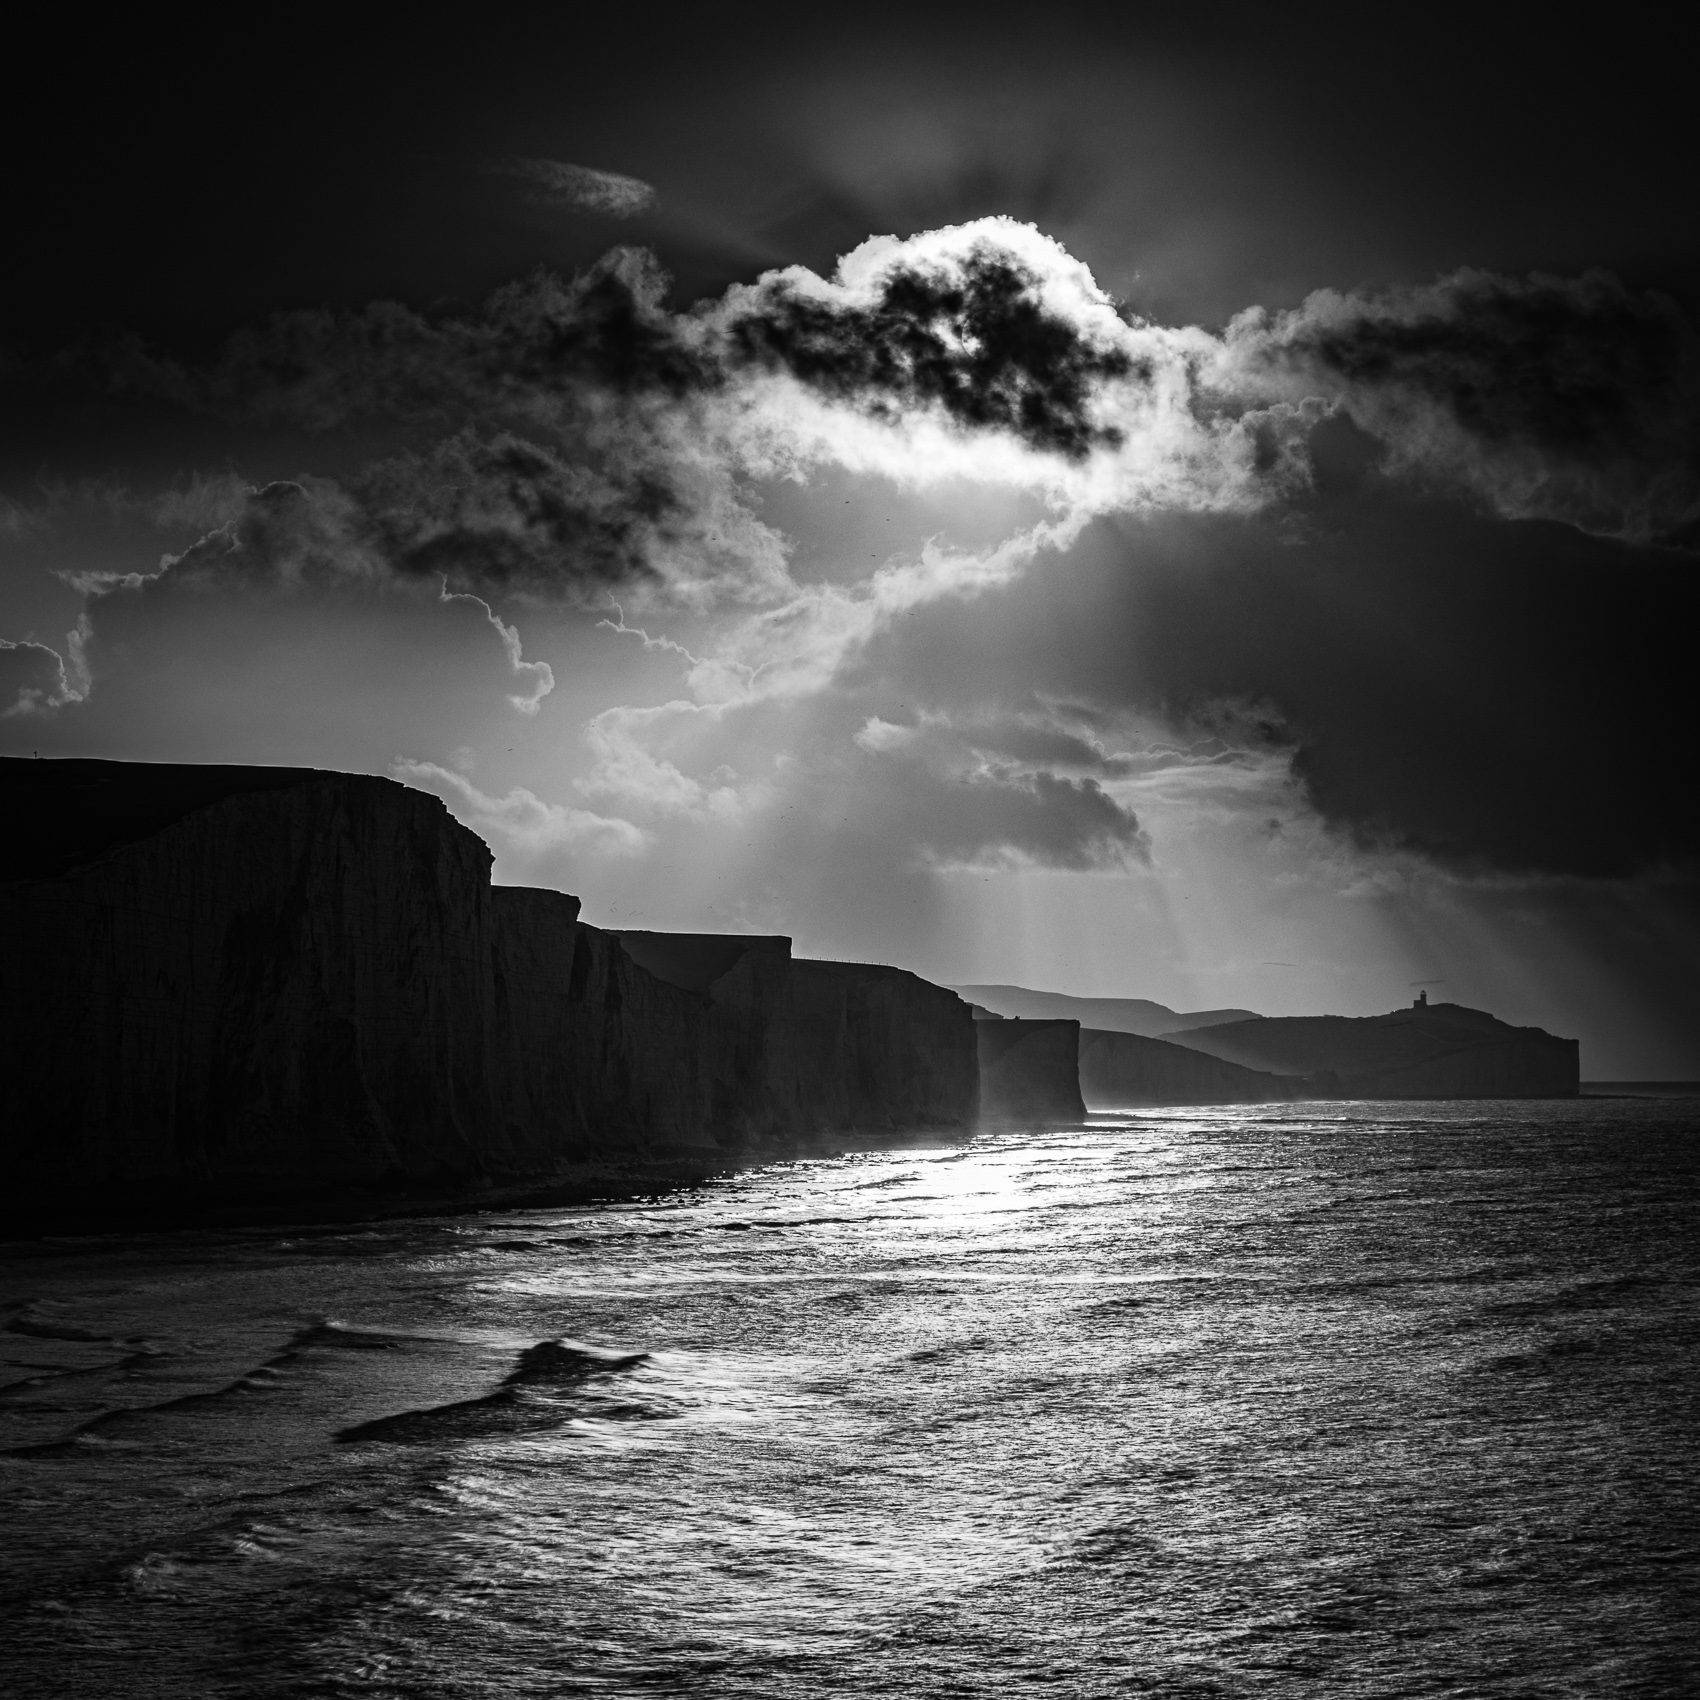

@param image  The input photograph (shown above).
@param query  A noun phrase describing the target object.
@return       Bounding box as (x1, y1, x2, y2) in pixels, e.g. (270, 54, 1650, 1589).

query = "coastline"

(0, 1127, 989, 1245)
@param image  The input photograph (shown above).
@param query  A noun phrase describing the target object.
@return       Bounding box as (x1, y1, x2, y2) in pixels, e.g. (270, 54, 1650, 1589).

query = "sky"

(3, 1, 1697, 1075)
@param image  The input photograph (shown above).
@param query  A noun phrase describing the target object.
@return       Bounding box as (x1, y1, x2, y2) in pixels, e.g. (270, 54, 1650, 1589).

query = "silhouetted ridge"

(1164, 1004, 1578, 1097)
(968, 982, 1577, 1104)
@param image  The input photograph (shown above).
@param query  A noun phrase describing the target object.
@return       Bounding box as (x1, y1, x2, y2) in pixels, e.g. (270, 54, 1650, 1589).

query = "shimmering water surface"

(3, 1100, 1697, 1698)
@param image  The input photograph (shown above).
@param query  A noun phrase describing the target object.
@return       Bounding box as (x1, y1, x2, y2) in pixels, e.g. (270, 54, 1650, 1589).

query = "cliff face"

(1077, 1028, 1301, 1108)
(541, 935, 979, 1149)
(786, 960, 980, 1136)
(974, 1018, 1086, 1124)
(537, 927, 795, 1156)
(1167, 1003, 1580, 1098)
(0, 760, 978, 1226)
(2, 766, 509, 1209)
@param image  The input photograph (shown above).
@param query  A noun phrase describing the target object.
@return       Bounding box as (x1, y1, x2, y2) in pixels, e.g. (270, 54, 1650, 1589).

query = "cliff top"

(0, 757, 417, 881)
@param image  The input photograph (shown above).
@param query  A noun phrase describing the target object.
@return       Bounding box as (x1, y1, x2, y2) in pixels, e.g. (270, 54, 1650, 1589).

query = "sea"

(2, 1098, 1697, 1699)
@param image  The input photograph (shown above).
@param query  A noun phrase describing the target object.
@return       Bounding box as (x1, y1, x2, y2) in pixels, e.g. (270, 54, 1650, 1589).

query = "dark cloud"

(354, 434, 676, 598)
(849, 722, 1149, 869)
(1268, 513, 1700, 878)
(864, 483, 1700, 881)
(116, 233, 1145, 470)
(1227, 269, 1700, 539)
(801, 731, 1150, 872)
(922, 766, 1146, 868)
(83, 228, 1151, 609)
(726, 244, 1138, 458)
(159, 251, 715, 430)
(140, 443, 771, 614)
(157, 480, 364, 590)
(92, 230, 1697, 597)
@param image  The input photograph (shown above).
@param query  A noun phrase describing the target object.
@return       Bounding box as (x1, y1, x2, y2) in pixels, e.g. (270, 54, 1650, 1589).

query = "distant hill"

(1162, 1002, 1579, 1097)
(952, 984, 1259, 1038)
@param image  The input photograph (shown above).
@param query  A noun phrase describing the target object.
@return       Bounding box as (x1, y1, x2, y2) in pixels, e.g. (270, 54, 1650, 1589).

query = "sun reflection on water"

(2, 1099, 1696, 1696)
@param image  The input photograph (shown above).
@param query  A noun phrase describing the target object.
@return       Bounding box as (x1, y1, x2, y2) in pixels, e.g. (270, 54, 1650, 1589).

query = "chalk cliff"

(0, 759, 977, 1227)
(540, 927, 978, 1152)
(1165, 1003, 1580, 1098)
(3, 763, 507, 1218)
(1077, 1028, 1304, 1108)
(974, 1017, 1087, 1124)
(787, 958, 981, 1137)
